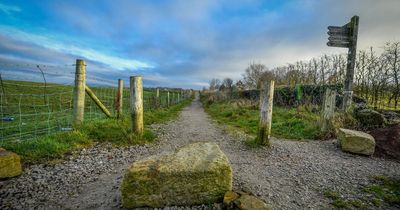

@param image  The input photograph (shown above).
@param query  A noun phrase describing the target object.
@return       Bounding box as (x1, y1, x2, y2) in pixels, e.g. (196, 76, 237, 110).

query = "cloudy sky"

(0, 0, 399, 89)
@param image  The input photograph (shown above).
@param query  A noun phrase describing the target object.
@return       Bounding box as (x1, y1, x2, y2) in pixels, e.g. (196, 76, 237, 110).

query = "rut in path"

(2, 98, 400, 210)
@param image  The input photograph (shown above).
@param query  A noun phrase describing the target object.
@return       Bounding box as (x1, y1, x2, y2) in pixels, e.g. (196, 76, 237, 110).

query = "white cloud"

(0, 26, 154, 70)
(0, 3, 20, 14)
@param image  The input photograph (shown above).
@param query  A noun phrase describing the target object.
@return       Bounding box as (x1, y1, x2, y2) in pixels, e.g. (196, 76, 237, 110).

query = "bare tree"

(242, 63, 267, 89)
(209, 78, 221, 91)
(384, 42, 400, 108)
(223, 78, 233, 92)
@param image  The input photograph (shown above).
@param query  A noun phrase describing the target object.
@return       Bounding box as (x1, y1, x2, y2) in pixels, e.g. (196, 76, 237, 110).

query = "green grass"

(363, 176, 400, 206)
(1, 99, 190, 164)
(0, 80, 184, 141)
(323, 176, 400, 209)
(323, 190, 366, 209)
(202, 100, 321, 140)
(1, 80, 192, 164)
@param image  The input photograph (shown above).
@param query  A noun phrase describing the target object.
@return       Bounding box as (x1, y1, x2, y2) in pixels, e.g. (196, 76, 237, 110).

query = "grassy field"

(0, 80, 184, 141)
(202, 99, 322, 140)
(0, 80, 191, 163)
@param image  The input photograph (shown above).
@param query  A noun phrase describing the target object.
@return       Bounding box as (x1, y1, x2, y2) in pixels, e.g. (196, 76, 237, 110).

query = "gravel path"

(1, 98, 400, 209)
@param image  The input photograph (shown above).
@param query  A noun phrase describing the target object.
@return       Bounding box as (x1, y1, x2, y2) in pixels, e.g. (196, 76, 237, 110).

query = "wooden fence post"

(156, 88, 160, 109)
(73, 59, 86, 126)
(130, 76, 144, 135)
(167, 91, 170, 107)
(321, 88, 337, 132)
(116, 79, 123, 119)
(256, 80, 275, 146)
(178, 92, 180, 103)
(85, 86, 112, 118)
(0, 73, 8, 105)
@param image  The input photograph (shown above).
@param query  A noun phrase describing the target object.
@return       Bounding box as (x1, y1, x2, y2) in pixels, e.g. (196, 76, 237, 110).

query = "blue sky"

(0, 0, 399, 89)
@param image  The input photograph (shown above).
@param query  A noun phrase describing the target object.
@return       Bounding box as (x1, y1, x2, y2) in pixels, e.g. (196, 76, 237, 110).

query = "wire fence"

(0, 62, 189, 142)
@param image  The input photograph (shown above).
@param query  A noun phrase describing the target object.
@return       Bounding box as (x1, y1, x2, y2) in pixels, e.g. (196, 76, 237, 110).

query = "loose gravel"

(1, 99, 400, 210)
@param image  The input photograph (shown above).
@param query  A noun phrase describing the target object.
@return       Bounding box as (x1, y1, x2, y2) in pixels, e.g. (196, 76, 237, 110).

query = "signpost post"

(327, 16, 359, 111)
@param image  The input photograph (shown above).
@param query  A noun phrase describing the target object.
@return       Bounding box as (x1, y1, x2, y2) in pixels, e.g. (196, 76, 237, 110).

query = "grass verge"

(202, 100, 321, 140)
(1, 99, 191, 164)
(323, 176, 400, 209)
(363, 176, 400, 207)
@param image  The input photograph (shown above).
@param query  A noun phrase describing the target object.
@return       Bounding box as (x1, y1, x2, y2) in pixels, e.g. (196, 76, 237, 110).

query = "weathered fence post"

(130, 76, 144, 135)
(73, 59, 86, 126)
(256, 80, 275, 146)
(0, 73, 8, 105)
(167, 91, 170, 107)
(178, 92, 180, 103)
(321, 88, 337, 132)
(156, 88, 160, 109)
(85, 86, 112, 118)
(116, 79, 124, 119)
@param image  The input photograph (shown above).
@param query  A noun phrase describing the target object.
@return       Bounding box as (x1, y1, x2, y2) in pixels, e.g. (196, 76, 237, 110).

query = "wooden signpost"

(327, 16, 359, 111)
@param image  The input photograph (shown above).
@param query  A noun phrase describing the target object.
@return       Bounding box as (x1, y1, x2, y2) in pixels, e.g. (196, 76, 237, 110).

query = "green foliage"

(324, 190, 341, 200)
(203, 101, 321, 140)
(295, 84, 303, 101)
(364, 176, 400, 206)
(330, 111, 359, 134)
(323, 176, 400, 209)
(323, 190, 365, 209)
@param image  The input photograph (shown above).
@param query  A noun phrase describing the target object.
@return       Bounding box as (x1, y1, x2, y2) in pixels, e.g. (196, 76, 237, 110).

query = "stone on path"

(121, 142, 232, 208)
(0, 148, 22, 179)
(338, 128, 375, 155)
(224, 191, 240, 209)
(233, 194, 272, 210)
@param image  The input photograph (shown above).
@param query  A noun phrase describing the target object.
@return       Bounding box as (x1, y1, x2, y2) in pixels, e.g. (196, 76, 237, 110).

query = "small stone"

(234, 194, 273, 210)
(224, 191, 239, 209)
(0, 148, 22, 179)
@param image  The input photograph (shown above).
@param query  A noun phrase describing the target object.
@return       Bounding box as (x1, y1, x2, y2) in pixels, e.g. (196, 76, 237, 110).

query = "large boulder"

(0, 148, 22, 179)
(369, 124, 400, 160)
(381, 111, 400, 125)
(121, 142, 232, 208)
(338, 128, 376, 155)
(354, 109, 386, 127)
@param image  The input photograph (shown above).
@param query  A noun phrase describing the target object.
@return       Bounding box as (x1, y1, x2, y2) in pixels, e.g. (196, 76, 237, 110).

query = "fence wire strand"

(0, 61, 190, 142)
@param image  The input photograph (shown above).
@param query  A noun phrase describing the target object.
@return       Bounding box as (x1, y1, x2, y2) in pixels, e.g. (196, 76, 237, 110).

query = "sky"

(0, 0, 399, 89)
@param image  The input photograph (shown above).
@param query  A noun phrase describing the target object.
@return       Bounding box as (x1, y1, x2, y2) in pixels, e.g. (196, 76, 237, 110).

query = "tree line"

(207, 42, 400, 110)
